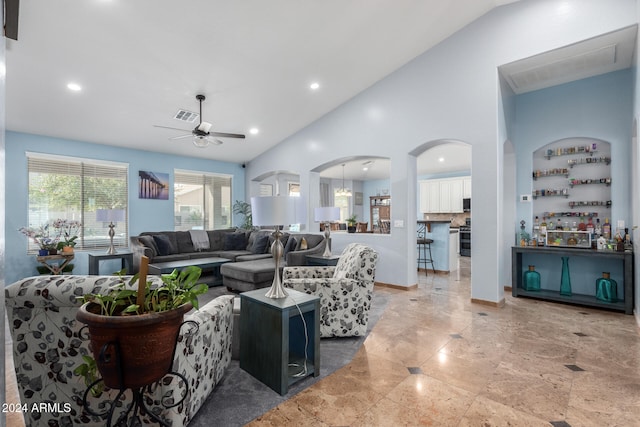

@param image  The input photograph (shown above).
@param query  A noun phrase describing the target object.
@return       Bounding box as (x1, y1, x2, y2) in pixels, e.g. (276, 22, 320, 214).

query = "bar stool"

(417, 237, 435, 274)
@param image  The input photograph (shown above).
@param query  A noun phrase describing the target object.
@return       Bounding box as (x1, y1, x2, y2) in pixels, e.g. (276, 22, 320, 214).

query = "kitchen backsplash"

(421, 212, 470, 227)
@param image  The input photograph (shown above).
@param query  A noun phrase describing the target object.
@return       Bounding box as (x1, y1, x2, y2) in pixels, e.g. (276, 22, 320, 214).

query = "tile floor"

(6, 257, 640, 426)
(248, 257, 640, 427)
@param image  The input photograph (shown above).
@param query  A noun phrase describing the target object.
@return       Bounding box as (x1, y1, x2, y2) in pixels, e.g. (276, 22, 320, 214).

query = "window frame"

(174, 169, 233, 231)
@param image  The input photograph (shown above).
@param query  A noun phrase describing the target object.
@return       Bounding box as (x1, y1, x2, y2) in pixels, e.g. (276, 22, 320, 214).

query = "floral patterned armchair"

(5, 275, 234, 427)
(282, 243, 378, 338)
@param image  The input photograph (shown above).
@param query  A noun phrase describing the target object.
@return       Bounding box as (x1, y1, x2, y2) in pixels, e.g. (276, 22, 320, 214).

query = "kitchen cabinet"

(419, 177, 467, 213)
(463, 177, 472, 198)
(370, 195, 391, 233)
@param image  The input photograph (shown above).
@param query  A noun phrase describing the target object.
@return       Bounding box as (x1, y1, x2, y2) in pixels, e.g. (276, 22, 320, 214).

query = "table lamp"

(251, 196, 306, 298)
(96, 209, 126, 255)
(314, 207, 340, 257)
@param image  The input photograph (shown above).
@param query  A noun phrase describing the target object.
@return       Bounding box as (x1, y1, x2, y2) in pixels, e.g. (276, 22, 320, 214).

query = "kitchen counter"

(417, 220, 455, 273)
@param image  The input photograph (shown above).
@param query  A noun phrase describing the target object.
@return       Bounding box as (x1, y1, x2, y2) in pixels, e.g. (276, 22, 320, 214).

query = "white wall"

(247, 0, 637, 300)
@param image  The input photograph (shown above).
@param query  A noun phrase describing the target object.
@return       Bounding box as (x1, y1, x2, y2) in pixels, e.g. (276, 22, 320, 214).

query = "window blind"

(174, 170, 232, 231)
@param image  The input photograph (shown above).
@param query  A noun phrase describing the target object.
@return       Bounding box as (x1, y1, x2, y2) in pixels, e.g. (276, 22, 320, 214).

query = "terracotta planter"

(62, 245, 74, 254)
(76, 302, 192, 389)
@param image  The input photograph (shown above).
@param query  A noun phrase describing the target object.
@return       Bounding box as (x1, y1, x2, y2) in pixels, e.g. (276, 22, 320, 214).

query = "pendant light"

(336, 164, 352, 197)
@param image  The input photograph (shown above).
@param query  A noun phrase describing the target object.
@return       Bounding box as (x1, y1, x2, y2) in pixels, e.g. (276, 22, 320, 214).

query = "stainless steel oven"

(459, 219, 471, 256)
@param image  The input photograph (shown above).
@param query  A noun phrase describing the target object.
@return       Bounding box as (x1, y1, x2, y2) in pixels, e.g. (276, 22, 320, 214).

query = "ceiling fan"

(154, 94, 246, 148)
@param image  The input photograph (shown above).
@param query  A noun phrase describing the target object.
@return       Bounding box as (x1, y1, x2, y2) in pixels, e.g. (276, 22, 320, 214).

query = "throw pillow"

(138, 235, 158, 256)
(153, 234, 174, 256)
(224, 232, 248, 250)
(251, 234, 270, 254)
(299, 237, 308, 250)
(283, 236, 297, 258)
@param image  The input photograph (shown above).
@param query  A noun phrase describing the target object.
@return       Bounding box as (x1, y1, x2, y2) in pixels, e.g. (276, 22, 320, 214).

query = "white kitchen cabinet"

(463, 177, 472, 198)
(420, 178, 465, 213)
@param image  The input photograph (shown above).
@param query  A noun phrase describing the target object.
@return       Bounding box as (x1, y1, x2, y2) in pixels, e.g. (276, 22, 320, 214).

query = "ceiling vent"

(173, 109, 199, 123)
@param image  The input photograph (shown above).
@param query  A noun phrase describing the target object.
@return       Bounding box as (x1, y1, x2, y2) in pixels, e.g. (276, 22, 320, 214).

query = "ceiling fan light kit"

(155, 94, 246, 148)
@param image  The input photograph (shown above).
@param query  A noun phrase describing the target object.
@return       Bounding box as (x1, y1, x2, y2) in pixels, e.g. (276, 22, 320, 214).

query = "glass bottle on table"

(556, 218, 563, 230)
(586, 217, 594, 235)
(577, 218, 586, 231)
(603, 218, 611, 239)
(595, 218, 602, 236)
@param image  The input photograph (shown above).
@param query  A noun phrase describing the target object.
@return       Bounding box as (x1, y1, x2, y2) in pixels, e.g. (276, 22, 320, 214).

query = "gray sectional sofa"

(130, 228, 326, 291)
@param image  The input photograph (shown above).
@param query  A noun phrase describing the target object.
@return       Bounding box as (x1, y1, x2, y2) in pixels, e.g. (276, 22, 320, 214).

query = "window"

(174, 170, 232, 231)
(27, 152, 129, 252)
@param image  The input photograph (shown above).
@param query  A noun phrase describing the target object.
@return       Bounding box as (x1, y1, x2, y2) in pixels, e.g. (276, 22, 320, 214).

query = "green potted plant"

(233, 200, 254, 230)
(346, 214, 358, 233)
(75, 265, 208, 392)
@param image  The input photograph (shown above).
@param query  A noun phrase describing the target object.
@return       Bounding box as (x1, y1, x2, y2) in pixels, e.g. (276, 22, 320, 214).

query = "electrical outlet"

(520, 194, 531, 203)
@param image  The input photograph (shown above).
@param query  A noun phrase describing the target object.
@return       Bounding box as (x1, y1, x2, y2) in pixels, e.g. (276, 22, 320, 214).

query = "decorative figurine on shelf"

(519, 220, 530, 246)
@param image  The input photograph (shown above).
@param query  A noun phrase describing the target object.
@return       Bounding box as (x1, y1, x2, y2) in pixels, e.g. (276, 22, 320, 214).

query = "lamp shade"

(96, 209, 126, 222)
(314, 207, 340, 222)
(251, 196, 306, 227)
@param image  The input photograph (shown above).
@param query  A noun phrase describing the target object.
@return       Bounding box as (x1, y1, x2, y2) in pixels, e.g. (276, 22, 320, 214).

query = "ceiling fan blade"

(154, 125, 191, 132)
(210, 138, 224, 146)
(209, 132, 246, 139)
(169, 134, 194, 141)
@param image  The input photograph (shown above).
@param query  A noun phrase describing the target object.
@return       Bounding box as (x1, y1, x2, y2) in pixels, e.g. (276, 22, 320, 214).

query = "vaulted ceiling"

(5, 0, 519, 166)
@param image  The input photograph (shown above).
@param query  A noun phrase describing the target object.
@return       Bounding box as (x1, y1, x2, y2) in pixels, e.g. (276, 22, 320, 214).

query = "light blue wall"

(513, 69, 634, 234)
(244, 0, 637, 299)
(5, 131, 245, 284)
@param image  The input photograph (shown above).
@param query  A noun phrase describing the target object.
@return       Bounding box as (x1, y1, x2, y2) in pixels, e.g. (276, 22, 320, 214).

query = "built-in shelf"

(568, 157, 611, 168)
(569, 178, 611, 187)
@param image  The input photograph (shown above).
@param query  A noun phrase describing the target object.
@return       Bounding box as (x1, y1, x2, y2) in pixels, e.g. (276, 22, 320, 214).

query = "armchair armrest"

(130, 236, 154, 273)
(283, 266, 335, 280)
(285, 239, 327, 266)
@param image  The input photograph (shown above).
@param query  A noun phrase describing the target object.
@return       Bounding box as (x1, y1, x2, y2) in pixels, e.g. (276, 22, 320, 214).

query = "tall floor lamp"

(96, 209, 126, 255)
(314, 207, 340, 257)
(251, 196, 306, 299)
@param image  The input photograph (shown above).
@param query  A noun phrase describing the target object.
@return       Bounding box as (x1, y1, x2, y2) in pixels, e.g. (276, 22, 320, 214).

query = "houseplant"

(53, 218, 81, 253)
(233, 200, 254, 230)
(18, 223, 57, 255)
(346, 214, 358, 233)
(75, 263, 208, 391)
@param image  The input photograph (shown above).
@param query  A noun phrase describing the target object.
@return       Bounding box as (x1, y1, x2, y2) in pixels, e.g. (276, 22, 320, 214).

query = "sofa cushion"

(138, 235, 159, 256)
(251, 234, 270, 254)
(283, 236, 297, 257)
(215, 250, 253, 261)
(175, 231, 195, 253)
(224, 232, 248, 250)
(235, 253, 273, 262)
(221, 258, 277, 283)
(153, 234, 176, 256)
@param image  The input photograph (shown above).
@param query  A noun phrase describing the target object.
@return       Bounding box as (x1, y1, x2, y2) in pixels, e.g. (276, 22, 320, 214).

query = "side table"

(305, 254, 340, 266)
(88, 252, 134, 275)
(36, 254, 75, 275)
(240, 288, 320, 395)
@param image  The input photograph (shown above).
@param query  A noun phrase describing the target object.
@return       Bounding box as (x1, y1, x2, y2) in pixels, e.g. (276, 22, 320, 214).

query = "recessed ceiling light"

(438, 157, 445, 162)
(67, 82, 82, 92)
(249, 128, 259, 135)
(310, 82, 320, 90)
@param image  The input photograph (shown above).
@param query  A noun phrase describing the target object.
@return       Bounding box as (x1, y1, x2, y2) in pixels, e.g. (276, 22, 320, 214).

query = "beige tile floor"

(249, 257, 640, 427)
(6, 257, 640, 426)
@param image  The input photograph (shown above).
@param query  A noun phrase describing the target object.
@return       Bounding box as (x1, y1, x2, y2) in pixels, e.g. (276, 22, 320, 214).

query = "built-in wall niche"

(532, 138, 611, 228)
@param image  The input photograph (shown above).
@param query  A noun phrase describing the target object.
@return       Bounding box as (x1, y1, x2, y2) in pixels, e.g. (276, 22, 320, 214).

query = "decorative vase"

(76, 302, 192, 389)
(49, 248, 58, 255)
(559, 256, 572, 296)
(38, 249, 49, 256)
(62, 245, 74, 254)
(595, 272, 618, 302)
(523, 265, 541, 291)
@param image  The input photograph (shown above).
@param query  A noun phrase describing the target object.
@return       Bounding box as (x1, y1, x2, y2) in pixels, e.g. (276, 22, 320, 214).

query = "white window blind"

(27, 153, 129, 252)
(174, 170, 232, 231)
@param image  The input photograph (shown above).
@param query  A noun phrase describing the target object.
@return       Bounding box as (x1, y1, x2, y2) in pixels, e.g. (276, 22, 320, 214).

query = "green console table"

(512, 246, 633, 314)
(239, 288, 320, 395)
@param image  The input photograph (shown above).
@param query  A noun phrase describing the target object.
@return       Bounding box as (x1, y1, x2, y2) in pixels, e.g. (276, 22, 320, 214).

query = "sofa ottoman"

(221, 258, 283, 292)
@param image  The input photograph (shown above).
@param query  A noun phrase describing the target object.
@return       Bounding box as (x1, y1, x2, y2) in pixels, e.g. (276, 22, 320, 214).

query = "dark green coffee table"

(148, 257, 231, 286)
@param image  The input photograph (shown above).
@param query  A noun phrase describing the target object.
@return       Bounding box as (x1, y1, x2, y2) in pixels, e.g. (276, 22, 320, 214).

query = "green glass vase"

(595, 272, 618, 302)
(523, 265, 541, 291)
(559, 256, 572, 296)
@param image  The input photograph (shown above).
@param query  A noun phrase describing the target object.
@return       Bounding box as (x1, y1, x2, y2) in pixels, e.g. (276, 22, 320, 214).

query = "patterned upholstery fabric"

(5, 275, 234, 427)
(282, 243, 378, 337)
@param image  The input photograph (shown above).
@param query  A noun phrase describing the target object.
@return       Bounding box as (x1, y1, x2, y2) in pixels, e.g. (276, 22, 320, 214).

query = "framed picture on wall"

(355, 192, 363, 206)
(139, 171, 169, 200)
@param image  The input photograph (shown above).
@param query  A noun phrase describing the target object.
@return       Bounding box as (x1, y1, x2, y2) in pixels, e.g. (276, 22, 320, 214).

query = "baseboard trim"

(375, 281, 418, 291)
(471, 297, 506, 308)
(417, 268, 449, 275)
(504, 286, 512, 291)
